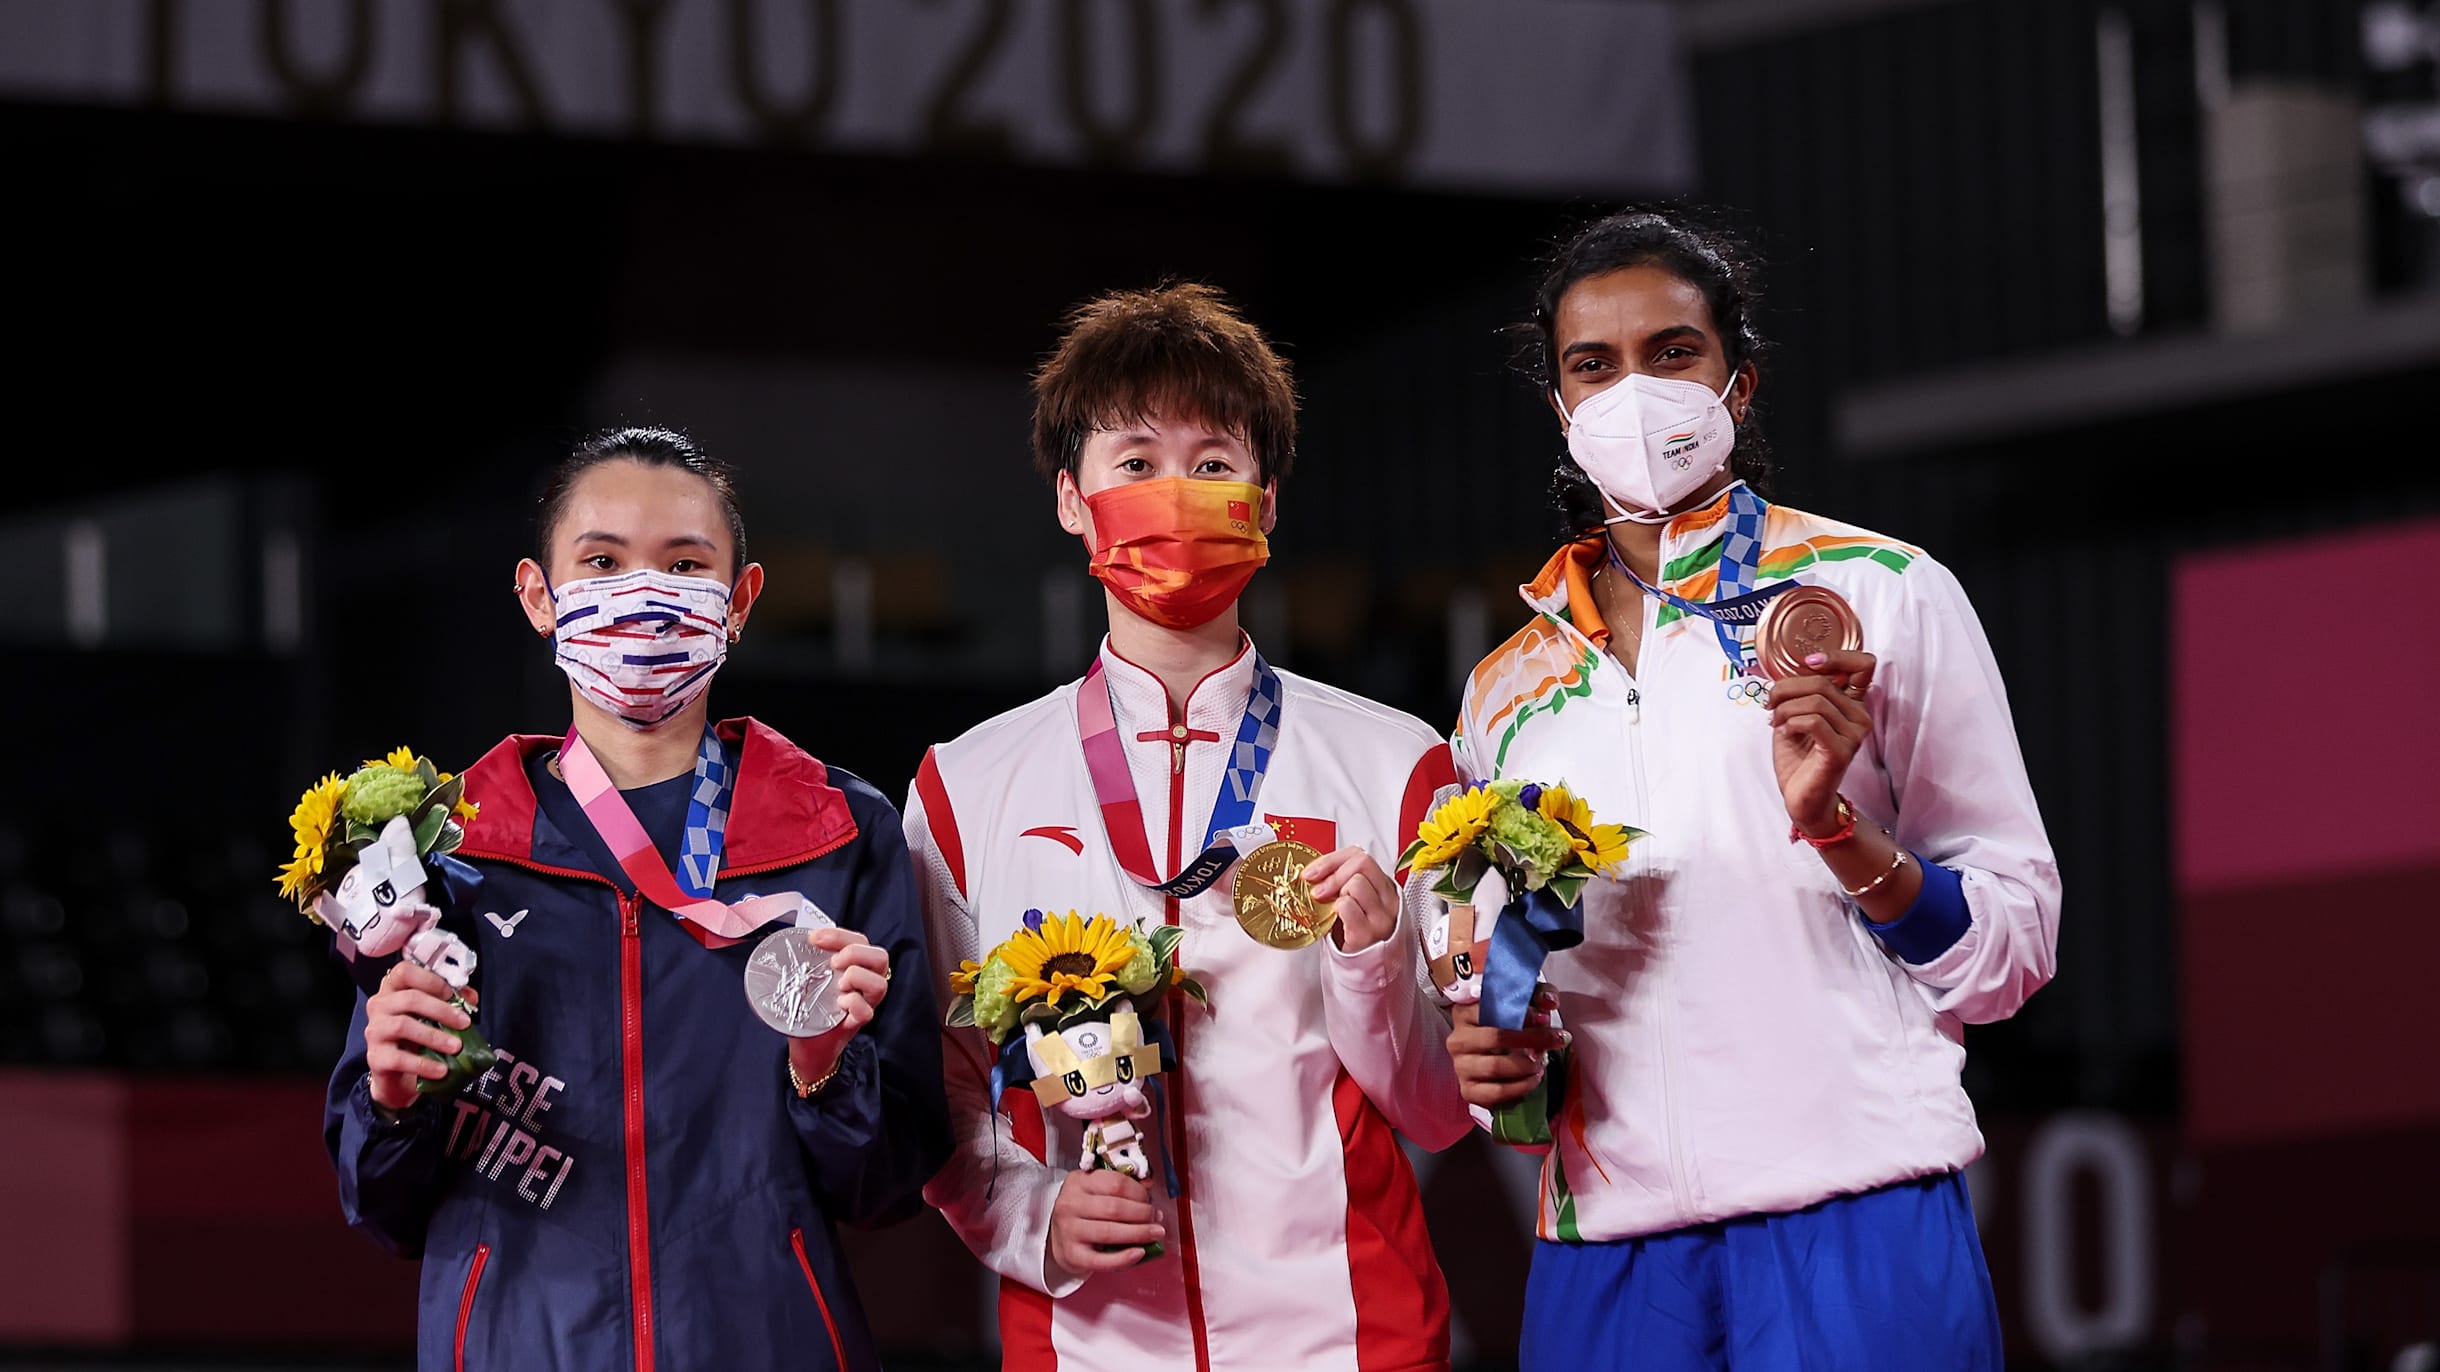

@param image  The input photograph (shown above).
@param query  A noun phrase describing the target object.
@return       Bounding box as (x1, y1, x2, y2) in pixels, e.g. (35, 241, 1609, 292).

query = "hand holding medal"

(1753, 586, 1881, 837)
(1229, 839, 1337, 950)
(1753, 585, 1866, 683)
(1224, 835, 1401, 953)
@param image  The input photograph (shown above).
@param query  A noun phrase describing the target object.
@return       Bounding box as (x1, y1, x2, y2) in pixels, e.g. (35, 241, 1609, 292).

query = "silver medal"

(742, 903, 846, 1038)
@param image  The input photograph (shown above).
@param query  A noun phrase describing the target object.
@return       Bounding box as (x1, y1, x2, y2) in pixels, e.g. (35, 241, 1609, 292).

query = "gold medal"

(1230, 840, 1337, 951)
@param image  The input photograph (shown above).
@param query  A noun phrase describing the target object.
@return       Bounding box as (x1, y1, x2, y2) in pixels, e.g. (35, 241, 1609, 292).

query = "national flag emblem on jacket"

(1263, 814, 1337, 853)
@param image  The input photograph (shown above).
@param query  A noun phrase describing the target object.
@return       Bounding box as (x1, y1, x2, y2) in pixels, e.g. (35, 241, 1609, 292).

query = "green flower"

(1115, 933, 1163, 996)
(1484, 794, 1577, 890)
(341, 765, 427, 827)
(972, 959, 1022, 1044)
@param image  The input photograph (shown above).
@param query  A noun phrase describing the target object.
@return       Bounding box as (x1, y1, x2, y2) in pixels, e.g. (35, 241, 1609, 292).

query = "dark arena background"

(4, 1, 2439, 1368)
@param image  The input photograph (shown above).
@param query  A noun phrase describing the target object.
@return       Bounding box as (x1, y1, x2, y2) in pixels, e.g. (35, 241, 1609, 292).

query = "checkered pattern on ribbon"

(1223, 663, 1284, 805)
(1716, 485, 1766, 600)
(678, 727, 732, 898)
(1609, 483, 1774, 672)
(1077, 651, 1285, 900)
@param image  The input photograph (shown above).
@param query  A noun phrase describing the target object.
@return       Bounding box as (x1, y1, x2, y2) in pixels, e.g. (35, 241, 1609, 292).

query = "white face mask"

(1556, 373, 1739, 525)
(548, 568, 733, 729)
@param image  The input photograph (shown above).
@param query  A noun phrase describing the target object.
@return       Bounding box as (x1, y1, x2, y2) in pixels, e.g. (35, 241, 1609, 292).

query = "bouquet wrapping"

(276, 748, 497, 1096)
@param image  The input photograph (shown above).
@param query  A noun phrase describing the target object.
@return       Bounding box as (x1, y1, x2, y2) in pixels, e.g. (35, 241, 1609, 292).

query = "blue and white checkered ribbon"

(1610, 483, 1772, 671)
(677, 726, 733, 898)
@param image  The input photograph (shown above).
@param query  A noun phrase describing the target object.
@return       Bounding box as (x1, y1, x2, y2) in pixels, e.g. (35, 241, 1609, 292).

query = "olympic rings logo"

(1724, 676, 1772, 707)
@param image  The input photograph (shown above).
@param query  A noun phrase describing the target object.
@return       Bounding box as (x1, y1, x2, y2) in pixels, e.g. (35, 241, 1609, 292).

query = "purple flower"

(1519, 783, 1544, 810)
(1022, 908, 1045, 932)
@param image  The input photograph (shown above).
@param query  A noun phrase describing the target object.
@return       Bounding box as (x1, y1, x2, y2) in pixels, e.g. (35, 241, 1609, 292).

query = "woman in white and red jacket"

(909, 284, 1472, 1372)
(324, 428, 949, 1371)
(1443, 210, 2060, 1371)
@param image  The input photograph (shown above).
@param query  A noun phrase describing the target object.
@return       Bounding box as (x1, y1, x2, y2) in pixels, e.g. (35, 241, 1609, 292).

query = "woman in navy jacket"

(323, 427, 950, 1371)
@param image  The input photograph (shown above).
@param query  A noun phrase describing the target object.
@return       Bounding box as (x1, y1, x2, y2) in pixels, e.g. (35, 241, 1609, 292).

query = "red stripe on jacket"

(1335, 1070, 1450, 1370)
(914, 748, 967, 901)
(996, 1097, 1058, 1371)
(1395, 743, 1459, 880)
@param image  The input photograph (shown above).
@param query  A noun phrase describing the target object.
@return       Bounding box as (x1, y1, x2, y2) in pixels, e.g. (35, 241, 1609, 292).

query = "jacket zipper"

(619, 889, 656, 1372)
(459, 810, 857, 1372)
(453, 1242, 489, 1372)
(789, 1227, 851, 1370)
(1619, 595, 1699, 1220)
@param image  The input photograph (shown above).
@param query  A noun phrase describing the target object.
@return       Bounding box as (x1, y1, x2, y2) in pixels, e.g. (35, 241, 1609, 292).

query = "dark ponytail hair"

(1515, 206, 1777, 538)
(535, 426, 749, 570)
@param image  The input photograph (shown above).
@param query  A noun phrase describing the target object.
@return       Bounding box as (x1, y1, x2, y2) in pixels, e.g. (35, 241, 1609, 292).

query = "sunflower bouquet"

(947, 909, 1208, 1046)
(1400, 779, 1638, 914)
(277, 747, 496, 1095)
(278, 748, 478, 912)
(1403, 780, 1639, 1144)
(950, 911, 1207, 1220)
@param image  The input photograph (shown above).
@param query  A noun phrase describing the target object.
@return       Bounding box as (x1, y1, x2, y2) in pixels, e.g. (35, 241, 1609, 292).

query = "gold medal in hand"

(1230, 840, 1337, 951)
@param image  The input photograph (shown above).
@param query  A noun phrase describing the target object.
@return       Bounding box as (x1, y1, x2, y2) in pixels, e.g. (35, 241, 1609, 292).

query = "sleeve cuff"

(786, 1037, 882, 1137)
(353, 1075, 440, 1135)
(1029, 1168, 1089, 1298)
(1321, 905, 1402, 992)
(1863, 855, 1972, 964)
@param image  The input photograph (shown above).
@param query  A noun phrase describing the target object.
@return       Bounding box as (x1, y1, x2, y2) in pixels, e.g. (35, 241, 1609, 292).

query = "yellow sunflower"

(949, 959, 982, 997)
(1000, 911, 1136, 1007)
(276, 772, 348, 906)
(1539, 783, 1635, 873)
(1409, 787, 1497, 870)
(369, 746, 420, 771)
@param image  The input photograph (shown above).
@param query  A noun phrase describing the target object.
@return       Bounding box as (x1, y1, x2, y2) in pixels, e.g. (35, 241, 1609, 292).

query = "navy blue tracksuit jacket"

(324, 718, 951, 1371)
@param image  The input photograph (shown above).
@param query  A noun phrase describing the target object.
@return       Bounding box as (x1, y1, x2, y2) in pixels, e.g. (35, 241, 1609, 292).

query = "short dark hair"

(536, 426, 749, 570)
(1516, 205, 1777, 536)
(1030, 282, 1298, 485)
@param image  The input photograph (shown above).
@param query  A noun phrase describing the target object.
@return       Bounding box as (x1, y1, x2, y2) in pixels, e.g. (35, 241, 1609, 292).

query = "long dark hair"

(1515, 206, 1777, 538)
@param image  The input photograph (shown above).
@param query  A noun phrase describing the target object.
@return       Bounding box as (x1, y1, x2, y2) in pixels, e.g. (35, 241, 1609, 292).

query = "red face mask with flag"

(1082, 478, 1270, 630)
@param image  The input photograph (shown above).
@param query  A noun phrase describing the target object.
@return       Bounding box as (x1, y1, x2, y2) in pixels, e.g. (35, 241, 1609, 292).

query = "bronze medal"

(1230, 840, 1337, 951)
(1753, 585, 1864, 680)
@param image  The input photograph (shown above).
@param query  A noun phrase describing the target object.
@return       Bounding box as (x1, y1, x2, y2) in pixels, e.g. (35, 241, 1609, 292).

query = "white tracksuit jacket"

(1451, 484, 2060, 1244)
(908, 637, 1472, 1372)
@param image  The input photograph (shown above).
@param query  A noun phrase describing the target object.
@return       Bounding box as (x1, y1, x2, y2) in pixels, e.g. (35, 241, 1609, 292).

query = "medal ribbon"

(1077, 651, 1283, 901)
(1607, 483, 1771, 671)
(1479, 884, 1586, 1032)
(559, 726, 801, 947)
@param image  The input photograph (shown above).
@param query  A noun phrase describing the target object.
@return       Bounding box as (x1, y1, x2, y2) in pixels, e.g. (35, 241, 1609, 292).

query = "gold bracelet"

(1842, 843, 1913, 899)
(789, 1057, 841, 1099)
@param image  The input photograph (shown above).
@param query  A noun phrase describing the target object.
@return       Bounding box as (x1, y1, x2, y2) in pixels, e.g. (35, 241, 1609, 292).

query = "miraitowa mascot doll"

(276, 749, 498, 1095)
(947, 909, 1207, 1258)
